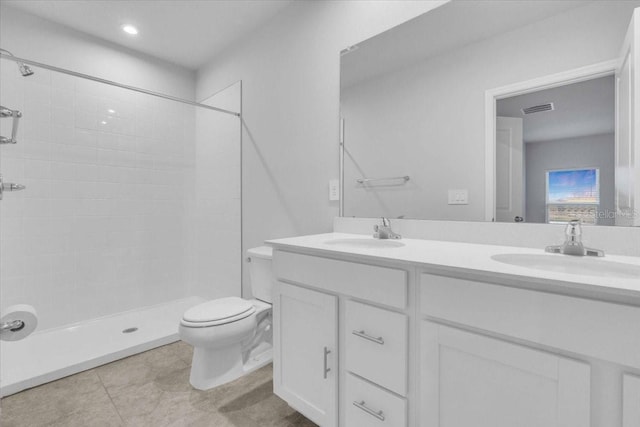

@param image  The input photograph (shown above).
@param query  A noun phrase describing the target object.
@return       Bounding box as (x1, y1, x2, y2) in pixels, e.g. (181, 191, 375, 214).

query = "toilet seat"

(181, 297, 256, 328)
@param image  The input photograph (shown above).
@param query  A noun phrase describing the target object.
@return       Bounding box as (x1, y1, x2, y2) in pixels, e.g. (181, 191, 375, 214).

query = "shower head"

(0, 48, 34, 77)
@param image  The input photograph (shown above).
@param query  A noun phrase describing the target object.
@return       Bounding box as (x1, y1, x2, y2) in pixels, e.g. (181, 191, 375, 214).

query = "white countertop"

(267, 233, 640, 299)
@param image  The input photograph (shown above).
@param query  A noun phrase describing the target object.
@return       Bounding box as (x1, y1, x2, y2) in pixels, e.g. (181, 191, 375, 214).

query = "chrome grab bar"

(352, 329, 385, 345)
(0, 106, 23, 145)
(323, 346, 331, 379)
(0, 174, 26, 200)
(0, 319, 24, 333)
(356, 176, 410, 185)
(353, 400, 385, 421)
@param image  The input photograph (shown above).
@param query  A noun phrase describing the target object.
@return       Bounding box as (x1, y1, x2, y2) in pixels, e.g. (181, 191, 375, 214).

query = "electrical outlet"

(329, 179, 340, 201)
(448, 189, 468, 205)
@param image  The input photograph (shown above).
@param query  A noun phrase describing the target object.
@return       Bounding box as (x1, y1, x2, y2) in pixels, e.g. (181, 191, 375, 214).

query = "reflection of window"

(546, 168, 599, 225)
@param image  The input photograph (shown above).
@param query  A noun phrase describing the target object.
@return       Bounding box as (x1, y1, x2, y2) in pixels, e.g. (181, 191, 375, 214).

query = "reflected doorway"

(495, 75, 615, 225)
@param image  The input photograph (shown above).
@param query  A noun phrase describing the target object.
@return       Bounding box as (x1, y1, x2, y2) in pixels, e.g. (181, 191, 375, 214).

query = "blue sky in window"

(547, 168, 599, 204)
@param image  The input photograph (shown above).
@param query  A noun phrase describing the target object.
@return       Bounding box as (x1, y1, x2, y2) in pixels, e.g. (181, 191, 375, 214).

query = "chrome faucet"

(545, 220, 604, 257)
(373, 217, 401, 239)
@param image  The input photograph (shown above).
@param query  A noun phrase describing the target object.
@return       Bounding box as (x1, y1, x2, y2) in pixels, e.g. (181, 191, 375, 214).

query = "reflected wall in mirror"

(340, 0, 640, 226)
(494, 76, 615, 226)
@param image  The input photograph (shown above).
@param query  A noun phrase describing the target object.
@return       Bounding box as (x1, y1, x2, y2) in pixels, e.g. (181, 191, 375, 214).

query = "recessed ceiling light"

(122, 24, 138, 35)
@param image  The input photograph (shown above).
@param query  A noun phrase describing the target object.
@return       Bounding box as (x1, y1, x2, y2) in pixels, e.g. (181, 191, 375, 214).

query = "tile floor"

(0, 341, 317, 426)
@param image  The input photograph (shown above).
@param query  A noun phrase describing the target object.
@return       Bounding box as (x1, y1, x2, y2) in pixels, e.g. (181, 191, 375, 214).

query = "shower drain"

(122, 327, 138, 334)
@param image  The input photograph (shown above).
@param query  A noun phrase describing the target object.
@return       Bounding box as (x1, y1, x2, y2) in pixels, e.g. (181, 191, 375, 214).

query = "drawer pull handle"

(353, 400, 385, 421)
(323, 346, 331, 379)
(352, 329, 385, 345)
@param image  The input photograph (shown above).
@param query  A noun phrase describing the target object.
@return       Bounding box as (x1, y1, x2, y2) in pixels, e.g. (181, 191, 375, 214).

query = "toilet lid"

(183, 297, 254, 323)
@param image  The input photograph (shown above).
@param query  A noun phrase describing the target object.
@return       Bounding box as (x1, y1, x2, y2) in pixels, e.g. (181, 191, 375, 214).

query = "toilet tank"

(247, 246, 273, 303)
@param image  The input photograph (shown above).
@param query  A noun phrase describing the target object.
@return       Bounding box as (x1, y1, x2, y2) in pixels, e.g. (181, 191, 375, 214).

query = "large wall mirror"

(340, 0, 640, 226)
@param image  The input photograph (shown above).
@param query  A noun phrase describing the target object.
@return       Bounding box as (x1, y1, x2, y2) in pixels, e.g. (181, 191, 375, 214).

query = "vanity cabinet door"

(623, 374, 640, 427)
(420, 322, 590, 427)
(273, 282, 338, 427)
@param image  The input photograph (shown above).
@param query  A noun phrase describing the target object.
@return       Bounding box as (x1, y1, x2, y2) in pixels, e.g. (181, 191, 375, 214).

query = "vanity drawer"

(345, 373, 407, 427)
(420, 273, 640, 368)
(273, 250, 407, 309)
(345, 300, 408, 395)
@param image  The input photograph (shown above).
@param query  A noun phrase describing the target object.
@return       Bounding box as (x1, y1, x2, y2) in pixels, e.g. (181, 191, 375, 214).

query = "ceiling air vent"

(521, 102, 554, 115)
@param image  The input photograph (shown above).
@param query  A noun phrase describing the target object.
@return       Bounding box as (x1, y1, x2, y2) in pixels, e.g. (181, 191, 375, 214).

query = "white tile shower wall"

(188, 82, 241, 300)
(334, 217, 640, 258)
(0, 62, 196, 330)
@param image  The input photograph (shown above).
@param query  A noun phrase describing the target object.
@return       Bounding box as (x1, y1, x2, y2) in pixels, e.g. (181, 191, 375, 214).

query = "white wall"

(341, 2, 637, 221)
(0, 5, 195, 100)
(197, 0, 447, 295)
(525, 134, 615, 225)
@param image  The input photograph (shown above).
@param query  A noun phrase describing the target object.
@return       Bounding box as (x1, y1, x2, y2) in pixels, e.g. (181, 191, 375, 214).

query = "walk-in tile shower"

(0, 53, 242, 396)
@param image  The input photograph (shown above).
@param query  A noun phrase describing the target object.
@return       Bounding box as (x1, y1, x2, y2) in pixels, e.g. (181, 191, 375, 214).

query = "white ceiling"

(1, 0, 293, 70)
(496, 76, 615, 143)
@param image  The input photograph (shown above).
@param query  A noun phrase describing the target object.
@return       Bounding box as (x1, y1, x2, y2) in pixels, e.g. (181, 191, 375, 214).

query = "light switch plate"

(448, 189, 468, 205)
(329, 179, 340, 201)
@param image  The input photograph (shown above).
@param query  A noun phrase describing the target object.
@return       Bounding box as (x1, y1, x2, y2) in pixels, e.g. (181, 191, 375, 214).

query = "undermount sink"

(491, 253, 640, 279)
(323, 238, 405, 249)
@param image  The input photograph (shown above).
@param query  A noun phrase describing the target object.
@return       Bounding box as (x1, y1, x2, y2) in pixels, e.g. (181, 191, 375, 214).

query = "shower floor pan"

(0, 296, 204, 397)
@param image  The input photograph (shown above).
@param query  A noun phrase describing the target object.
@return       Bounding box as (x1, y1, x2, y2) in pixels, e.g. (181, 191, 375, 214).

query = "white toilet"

(179, 246, 274, 390)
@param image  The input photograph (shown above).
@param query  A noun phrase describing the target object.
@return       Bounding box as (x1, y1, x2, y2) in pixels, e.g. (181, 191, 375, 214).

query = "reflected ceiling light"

(121, 24, 138, 35)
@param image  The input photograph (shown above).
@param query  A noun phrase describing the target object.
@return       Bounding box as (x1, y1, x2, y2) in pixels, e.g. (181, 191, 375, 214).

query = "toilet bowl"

(179, 246, 273, 390)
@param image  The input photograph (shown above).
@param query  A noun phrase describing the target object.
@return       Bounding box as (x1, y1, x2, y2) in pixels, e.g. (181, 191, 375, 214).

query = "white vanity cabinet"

(272, 249, 410, 427)
(420, 272, 640, 427)
(269, 239, 640, 427)
(420, 322, 590, 427)
(345, 299, 408, 396)
(344, 372, 407, 426)
(623, 374, 640, 427)
(273, 282, 338, 427)
(344, 300, 409, 427)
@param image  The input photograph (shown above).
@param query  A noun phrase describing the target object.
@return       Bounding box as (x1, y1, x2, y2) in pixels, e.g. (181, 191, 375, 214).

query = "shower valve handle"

(0, 174, 26, 200)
